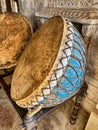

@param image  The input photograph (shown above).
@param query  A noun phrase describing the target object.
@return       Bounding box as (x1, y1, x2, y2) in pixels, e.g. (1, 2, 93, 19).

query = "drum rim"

(0, 62, 17, 69)
(0, 12, 33, 69)
(17, 83, 85, 108)
(12, 16, 77, 108)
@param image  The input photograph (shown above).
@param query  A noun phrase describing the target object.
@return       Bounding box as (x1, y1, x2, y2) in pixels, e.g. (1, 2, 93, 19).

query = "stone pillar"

(44, 0, 49, 8)
(81, 24, 98, 113)
(10, 0, 18, 12)
(0, 0, 18, 13)
(0, 0, 2, 13)
(0, 0, 6, 12)
(85, 103, 98, 130)
(18, 0, 36, 30)
(18, 0, 45, 30)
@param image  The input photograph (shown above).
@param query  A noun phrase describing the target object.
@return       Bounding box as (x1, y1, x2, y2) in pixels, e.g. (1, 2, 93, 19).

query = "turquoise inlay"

(69, 58, 81, 67)
(58, 78, 73, 87)
(74, 67, 83, 76)
(40, 100, 46, 104)
(74, 41, 85, 54)
(55, 88, 68, 98)
(74, 35, 85, 51)
(73, 36, 86, 62)
(44, 94, 63, 103)
(52, 98, 62, 102)
(66, 67, 77, 78)
(81, 71, 85, 77)
(73, 40, 86, 62)
(74, 35, 81, 43)
(73, 49, 83, 60)
(71, 87, 77, 92)
(75, 79, 81, 88)
(74, 29, 84, 42)
(74, 29, 85, 45)
(74, 48, 86, 63)
(74, 42, 83, 52)
(65, 85, 75, 91)
(53, 98, 61, 102)
(68, 78, 78, 85)
(74, 29, 80, 37)
(58, 80, 74, 92)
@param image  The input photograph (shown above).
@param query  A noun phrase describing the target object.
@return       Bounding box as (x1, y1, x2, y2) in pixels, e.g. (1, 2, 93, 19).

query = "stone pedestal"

(82, 24, 98, 113)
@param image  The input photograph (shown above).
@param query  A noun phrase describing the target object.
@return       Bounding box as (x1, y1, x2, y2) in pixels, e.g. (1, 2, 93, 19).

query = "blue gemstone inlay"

(40, 100, 46, 104)
(74, 35, 85, 51)
(55, 88, 68, 98)
(69, 58, 81, 68)
(66, 67, 77, 78)
(74, 29, 80, 37)
(58, 78, 73, 87)
(74, 42, 83, 52)
(73, 49, 83, 60)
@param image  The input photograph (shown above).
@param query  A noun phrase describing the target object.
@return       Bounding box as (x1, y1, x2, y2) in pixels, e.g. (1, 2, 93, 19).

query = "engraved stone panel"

(47, 0, 92, 8)
(93, 0, 98, 9)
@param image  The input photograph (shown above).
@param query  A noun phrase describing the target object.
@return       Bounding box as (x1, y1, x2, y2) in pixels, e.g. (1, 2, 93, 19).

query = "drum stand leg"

(20, 106, 54, 130)
(70, 82, 88, 124)
(20, 106, 42, 130)
(0, 69, 13, 78)
(20, 115, 37, 130)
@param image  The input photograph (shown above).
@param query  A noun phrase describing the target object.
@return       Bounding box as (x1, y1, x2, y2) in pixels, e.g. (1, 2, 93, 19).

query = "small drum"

(11, 16, 86, 108)
(0, 12, 32, 69)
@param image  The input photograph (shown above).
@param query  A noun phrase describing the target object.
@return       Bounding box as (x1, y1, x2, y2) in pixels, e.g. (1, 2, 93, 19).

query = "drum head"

(11, 16, 67, 101)
(0, 12, 32, 69)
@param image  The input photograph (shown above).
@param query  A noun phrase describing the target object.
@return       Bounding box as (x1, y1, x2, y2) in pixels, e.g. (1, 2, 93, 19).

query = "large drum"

(11, 16, 86, 108)
(0, 12, 32, 69)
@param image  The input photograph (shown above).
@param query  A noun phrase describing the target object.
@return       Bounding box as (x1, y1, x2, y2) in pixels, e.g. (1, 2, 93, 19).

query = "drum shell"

(11, 17, 86, 108)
